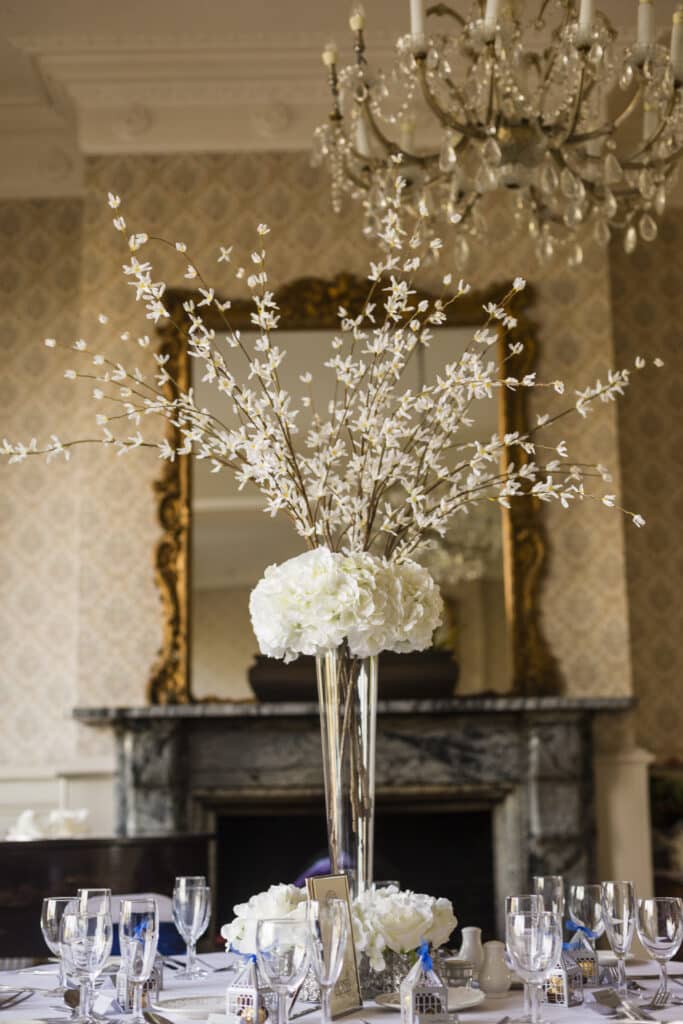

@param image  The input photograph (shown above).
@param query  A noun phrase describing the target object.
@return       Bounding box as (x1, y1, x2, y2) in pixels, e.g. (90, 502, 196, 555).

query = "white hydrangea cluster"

(220, 881, 456, 971)
(248, 547, 443, 661)
(220, 883, 307, 955)
(352, 885, 457, 972)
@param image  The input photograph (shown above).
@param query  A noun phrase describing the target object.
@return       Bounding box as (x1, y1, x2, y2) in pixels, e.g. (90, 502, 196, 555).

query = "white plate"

(151, 995, 226, 1020)
(375, 988, 485, 1012)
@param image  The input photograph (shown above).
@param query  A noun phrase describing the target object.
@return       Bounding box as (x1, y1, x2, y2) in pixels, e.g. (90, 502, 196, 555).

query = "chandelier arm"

(557, 62, 588, 146)
(622, 146, 683, 172)
(362, 100, 403, 157)
(426, 3, 466, 27)
(414, 55, 485, 138)
(621, 91, 678, 165)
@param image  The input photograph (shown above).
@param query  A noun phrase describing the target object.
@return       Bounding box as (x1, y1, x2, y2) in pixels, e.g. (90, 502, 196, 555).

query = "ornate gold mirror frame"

(149, 274, 560, 704)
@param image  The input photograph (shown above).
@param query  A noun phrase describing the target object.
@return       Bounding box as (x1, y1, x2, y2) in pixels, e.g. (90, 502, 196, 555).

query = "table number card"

(306, 874, 362, 1017)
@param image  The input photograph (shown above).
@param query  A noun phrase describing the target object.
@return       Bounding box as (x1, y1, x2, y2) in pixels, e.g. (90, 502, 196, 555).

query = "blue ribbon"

(227, 945, 258, 964)
(418, 941, 433, 971)
(566, 920, 598, 940)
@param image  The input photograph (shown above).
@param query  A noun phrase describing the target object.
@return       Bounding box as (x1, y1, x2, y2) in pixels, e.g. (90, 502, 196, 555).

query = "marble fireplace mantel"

(75, 695, 632, 930)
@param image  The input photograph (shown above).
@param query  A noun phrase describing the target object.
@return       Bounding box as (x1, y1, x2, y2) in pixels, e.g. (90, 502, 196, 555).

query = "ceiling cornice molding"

(3, 33, 397, 162)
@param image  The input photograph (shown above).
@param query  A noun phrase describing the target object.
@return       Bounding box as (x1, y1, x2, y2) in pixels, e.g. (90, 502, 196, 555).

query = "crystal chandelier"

(313, 0, 683, 266)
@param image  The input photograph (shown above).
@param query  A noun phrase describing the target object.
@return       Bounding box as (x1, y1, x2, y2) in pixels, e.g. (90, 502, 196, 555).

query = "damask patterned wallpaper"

(611, 216, 683, 762)
(0, 153, 638, 769)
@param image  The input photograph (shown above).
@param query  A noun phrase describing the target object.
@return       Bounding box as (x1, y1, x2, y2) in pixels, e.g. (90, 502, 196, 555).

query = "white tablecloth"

(2, 952, 683, 1024)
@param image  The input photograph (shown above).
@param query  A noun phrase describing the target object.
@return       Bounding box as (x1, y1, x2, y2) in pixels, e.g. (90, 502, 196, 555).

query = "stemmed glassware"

(41, 897, 78, 988)
(307, 899, 348, 1024)
(256, 918, 310, 1024)
(568, 884, 604, 953)
(601, 880, 636, 997)
(636, 897, 683, 1005)
(506, 911, 563, 1024)
(77, 890, 111, 915)
(120, 897, 160, 1024)
(172, 876, 211, 979)
(59, 906, 113, 1024)
(532, 876, 565, 918)
(505, 896, 544, 1023)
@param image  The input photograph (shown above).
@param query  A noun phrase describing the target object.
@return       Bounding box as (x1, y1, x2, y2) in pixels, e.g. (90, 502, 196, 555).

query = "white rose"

(375, 890, 435, 955)
(220, 883, 307, 955)
(424, 897, 458, 948)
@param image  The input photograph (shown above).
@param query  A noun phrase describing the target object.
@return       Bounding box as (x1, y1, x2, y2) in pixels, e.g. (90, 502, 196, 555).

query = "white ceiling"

(0, 0, 680, 197)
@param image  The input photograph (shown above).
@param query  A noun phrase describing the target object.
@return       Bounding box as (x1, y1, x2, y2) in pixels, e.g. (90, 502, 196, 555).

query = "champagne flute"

(506, 911, 562, 1024)
(307, 899, 348, 1024)
(532, 876, 565, 918)
(120, 897, 160, 1024)
(41, 897, 78, 988)
(256, 918, 309, 1024)
(505, 895, 543, 1022)
(568, 884, 604, 951)
(172, 877, 210, 978)
(636, 897, 683, 1004)
(601, 880, 636, 997)
(60, 910, 113, 1024)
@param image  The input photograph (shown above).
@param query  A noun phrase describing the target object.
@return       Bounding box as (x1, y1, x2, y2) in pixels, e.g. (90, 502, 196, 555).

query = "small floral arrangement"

(220, 882, 456, 973)
(249, 547, 443, 661)
(352, 885, 456, 972)
(221, 883, 307, 955)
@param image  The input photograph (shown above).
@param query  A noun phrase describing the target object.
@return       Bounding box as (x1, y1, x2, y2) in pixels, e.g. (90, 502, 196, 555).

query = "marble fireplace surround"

(76, 696, 630, 934)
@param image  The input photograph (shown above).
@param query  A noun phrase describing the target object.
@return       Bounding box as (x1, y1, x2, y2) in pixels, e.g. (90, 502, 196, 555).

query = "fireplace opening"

(214, 794, 495, 945)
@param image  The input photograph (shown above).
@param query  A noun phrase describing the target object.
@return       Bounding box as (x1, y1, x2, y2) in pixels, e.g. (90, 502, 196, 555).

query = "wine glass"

(256, 918, 310, 1024)
(568, 884, 604, 951)
(532, 876, 565, 918)
(172, 877, 211, 978)
(77, 889, 111, 915)
(504, 896, 544, 1022)
(41, 897, 78, 988)
(506, 911, 562, 1024)
(636, 897, 683, 1004)
(307, 899, 348, 1024)
(120, 897, 160, 1024)
(60, 910, 113, 1024)
(601, 880, 636, 997)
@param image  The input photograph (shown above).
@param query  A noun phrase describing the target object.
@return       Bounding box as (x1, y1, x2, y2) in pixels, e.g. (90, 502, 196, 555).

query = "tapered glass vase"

(315, 644, 378, 900)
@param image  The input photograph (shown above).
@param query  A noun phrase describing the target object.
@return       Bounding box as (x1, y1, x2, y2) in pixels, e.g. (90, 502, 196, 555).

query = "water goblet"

(307, 898, 348, 1024)
(172, 878, 210, 978)
(60, 909, 113, 1024)
(256, 918, 310, 1024)
(41, 897, 78, 988)
(504, 896, 544, 1022)
(77, 889, 111, 915)
(532, 876, 565, 918)
(601, 880, 636, 997)
(506, 911, 562, 1024)
(568, 884, 604, 951)
(636, 897, 683, 1004)
(120, 897, 160, 1024)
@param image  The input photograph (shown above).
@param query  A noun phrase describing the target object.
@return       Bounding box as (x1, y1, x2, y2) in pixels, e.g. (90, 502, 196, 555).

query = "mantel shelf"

(74, 694, 634, 725)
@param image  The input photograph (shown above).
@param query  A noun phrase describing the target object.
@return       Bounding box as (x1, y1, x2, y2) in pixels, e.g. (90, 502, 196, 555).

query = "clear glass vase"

(315, 643, 378, 900)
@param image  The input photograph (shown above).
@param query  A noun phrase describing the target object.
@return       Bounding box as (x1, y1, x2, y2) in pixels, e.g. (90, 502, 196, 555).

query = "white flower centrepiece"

(221, 883, 307, 955)
(249, 547, 443, 662)
(220, 882, 457, 973)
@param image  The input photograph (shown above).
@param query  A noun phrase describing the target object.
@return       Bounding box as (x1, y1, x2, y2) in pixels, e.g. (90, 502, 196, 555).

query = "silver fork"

(646, 987, 683, 1010)
(0, 991, 33, 1011)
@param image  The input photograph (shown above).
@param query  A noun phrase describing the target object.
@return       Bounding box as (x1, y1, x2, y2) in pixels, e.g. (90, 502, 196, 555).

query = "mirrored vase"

(315, 644, 378, 900)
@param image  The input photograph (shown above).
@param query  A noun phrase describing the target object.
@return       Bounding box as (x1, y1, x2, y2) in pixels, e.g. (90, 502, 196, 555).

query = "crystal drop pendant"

(603, 189, 618, 219)
(654, 185, 667, 216)
(619, 63, 634, 90)
(540, 161, 559, 194)
(604, 153, 623, 184)
(543, 236, 555, 259)
(563, 202, 584, 226)
(639, 213, 658, 242)
(483, 137, 502, 165)
(638, 169, 656, 200)
(594, 219, 611, 246)
(568, 242, 584, 267)
(439, 139, 458, 173)
(560, 167, 578, 197)
(624, 225, 638, 253)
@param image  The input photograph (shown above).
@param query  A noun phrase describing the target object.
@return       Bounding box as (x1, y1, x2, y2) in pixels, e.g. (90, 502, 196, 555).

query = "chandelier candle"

(409, 0, 425, 46)
(672, 10, 683, 81)
(638, 0, 655, 49)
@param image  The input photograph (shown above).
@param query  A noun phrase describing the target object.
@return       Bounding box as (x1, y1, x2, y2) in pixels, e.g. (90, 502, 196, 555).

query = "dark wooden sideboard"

(0, 833, 214, 957)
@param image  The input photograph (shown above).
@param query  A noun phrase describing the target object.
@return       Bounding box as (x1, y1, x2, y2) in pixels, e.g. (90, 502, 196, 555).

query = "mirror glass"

(191, 325, 510, 700)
